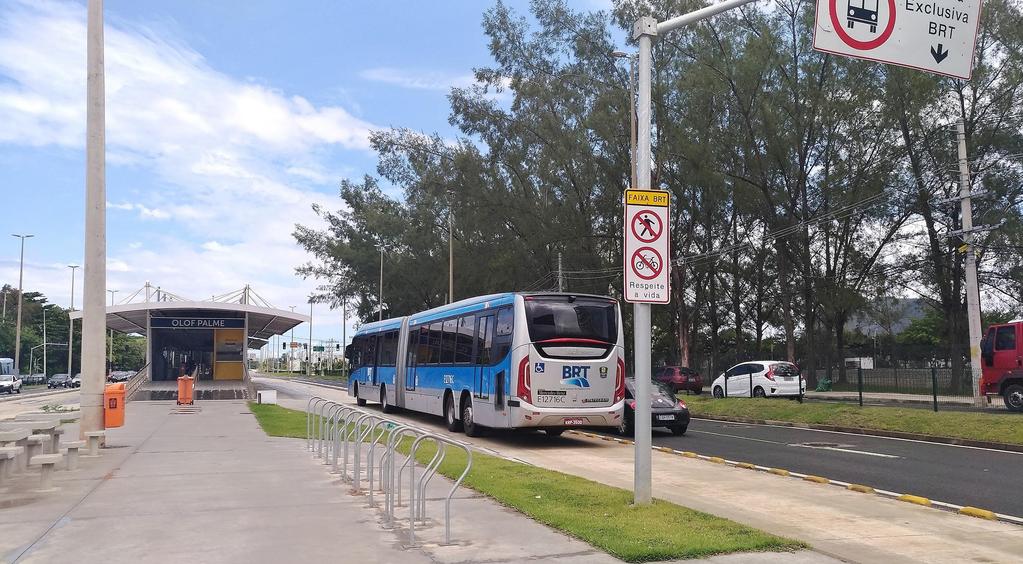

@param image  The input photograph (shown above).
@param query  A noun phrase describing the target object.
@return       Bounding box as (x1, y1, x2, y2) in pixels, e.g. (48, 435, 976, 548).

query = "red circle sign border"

(631, 247, 663, 281)
(630, 210, 662, 243)
(828, 0, 897, 51)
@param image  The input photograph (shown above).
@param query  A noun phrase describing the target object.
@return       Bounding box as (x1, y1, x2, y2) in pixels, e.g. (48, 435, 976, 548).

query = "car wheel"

(354, 383, 367, 407)
(713, 386, 724, 398)
(380, 386, 395, 414)
(671, 425, 687, 436)
(545, 429, 565, 437)
(445, 393, 462, 432)
(1004, 384, 1023, 413)
(462, 397, 481, 437)
(617, 415, 634, 437)
(753, 386, 766, 398)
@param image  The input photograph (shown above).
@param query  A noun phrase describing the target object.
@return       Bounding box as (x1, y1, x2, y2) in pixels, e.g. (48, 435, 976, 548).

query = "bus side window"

(366, 335, 378, 369)
(442, 318, 458, 364)
(492, 307, 514, 363)
(428, 322, 443, 364)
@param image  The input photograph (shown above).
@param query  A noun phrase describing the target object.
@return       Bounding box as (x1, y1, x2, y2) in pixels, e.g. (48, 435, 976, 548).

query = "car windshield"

(524, 295, 618, 343)
(53, 375, 67, 380)
(625, 380, 677, 401)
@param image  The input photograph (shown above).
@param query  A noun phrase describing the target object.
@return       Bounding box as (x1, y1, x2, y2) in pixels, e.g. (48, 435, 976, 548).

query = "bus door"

(407, 326, 425, 391)
(475, 315, 494, 401)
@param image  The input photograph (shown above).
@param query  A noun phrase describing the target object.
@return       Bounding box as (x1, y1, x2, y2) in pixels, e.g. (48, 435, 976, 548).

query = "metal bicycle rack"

(304, 399, 473, 544)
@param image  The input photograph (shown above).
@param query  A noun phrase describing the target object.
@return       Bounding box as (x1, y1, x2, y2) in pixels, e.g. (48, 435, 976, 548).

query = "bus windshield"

(524, 296, 617, 343)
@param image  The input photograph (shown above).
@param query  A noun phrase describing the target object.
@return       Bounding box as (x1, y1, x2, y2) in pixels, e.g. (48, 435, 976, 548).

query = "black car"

(48, 374, 70, 388)
(619, 379, 690, 436)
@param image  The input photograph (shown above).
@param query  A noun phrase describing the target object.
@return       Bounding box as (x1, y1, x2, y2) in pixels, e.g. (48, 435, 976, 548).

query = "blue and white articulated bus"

(346, 293, 625, 436)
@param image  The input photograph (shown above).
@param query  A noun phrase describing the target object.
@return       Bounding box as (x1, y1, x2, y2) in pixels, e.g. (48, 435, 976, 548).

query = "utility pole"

(81, 0, 106, 439)
(107, 289, 117, 373)
(379, 248, 384, 322)
(42, 306, 47, 377)
(957, 118, 985, 407)
(341, 299, 347, 381)
(12, 233, 33, 374)
(68, 264, 79, 376)
(631, 0, 756, 505)
(307, 298, 313, 378)
(558, 252, 564, 292)
(448, 208, 454, 304)
(2, 287, 7, 324)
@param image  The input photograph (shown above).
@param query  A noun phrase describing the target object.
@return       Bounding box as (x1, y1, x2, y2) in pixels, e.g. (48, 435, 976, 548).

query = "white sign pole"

(630, 0, 758, 507)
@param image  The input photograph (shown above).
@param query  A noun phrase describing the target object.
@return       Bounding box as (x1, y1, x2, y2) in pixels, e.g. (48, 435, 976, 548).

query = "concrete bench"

(84, 431, 105, 457)
(62, 441, 85, 471)
(26, 434, 52, 462)
(0, 430, 30, 471)
(30, 453, 63, 492)
(0, 447, 19, 484)
(50, 426, 65, 454)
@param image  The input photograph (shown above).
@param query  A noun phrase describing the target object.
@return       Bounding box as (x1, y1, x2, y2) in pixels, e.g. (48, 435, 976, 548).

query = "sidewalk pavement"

(0, 399, 823, 564)
(260, 376, 1023, 564)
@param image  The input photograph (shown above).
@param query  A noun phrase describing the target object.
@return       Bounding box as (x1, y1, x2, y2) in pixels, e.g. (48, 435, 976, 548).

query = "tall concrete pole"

(107, 289, 117, 372)
(958, 119, 984, 407)
(341, 299, 347, 381)
(81, 0, 106, 438)
(42, 306, 47, 377)
(67, 265, 79, 375)
(289, 306, 296, 372)
(12, 234, 32, 374)
(379, 249, 384, 322)
(448, 209, 454, 304)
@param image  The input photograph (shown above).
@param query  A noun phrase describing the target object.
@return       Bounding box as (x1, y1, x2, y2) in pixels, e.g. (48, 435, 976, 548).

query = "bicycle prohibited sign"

(624, 189, 670, 304)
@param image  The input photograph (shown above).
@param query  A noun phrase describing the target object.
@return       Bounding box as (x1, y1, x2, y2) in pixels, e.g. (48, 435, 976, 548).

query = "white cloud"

(360, 67, 475, 91)
(0, 0, 379, 329)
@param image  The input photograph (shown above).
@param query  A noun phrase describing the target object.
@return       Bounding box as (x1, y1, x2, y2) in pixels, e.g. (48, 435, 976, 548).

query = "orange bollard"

(177, 376, 194, 405)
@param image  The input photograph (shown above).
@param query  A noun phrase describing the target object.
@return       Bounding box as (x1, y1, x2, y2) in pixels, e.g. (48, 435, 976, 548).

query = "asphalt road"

(645, 418, 1023, 517)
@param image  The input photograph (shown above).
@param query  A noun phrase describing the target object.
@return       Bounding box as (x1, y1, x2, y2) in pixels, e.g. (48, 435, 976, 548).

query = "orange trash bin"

(104, 383, 126, 428)
(177, 376, 194, 405)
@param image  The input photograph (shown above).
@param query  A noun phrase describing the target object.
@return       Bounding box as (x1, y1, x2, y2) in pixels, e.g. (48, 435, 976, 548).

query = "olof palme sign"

(813, 0, 983, 79)
(624, 189, 671, 304)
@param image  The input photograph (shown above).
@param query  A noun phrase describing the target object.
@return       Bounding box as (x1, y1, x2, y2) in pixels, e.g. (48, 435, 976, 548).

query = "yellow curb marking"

(847, 484, 875, 494)
(682, 451, 698, 458)
(959, 506, 997, 520)
(803, 475, 830, 484)
(897, 494, 932, 507)
(735, 462, 756, 469)
(707, 456, 726, 464)
(768, 468, 790, 477)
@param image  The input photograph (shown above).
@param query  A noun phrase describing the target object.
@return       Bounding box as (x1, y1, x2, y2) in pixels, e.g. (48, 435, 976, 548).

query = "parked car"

(23, 373, 47, 385)
(0, 374, 22, 394)
(980, 320, 1023, 411)
(619, 379, 690, 436)
(69, 374, 82, 388)
(654, 365, 703, 394)
(48, 373, 70, 388)
(711, 361, 805, 399)
(109, 371, 132, 383)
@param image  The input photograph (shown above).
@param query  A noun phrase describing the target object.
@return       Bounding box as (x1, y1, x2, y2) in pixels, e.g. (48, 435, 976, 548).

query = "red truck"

(980, 320, 1023, 411)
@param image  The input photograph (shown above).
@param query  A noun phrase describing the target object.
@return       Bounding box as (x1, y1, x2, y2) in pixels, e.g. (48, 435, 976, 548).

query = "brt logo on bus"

(561, 366, 591, 388)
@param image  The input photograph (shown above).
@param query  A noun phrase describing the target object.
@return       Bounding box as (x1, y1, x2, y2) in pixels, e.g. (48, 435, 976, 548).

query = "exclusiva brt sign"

(813, 0, 982, 79)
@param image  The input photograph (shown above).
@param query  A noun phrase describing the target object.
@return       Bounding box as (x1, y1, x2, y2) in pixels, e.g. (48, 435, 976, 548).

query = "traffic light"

(303, 343, 308, 350)
(282, 342, 287, 350)
(336, 344, 340, 351)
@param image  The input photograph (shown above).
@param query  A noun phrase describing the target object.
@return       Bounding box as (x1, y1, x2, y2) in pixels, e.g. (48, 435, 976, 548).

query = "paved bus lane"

(647, 418, 1023, 518)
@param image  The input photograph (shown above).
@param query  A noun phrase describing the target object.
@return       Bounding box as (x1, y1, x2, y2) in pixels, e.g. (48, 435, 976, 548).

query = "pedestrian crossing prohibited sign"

(624, 189, 670, 304)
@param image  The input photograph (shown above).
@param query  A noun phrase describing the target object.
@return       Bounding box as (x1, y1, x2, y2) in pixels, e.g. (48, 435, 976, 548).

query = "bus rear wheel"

(354, 383, 367, 407)
(462, 397, 482, 437)
(380, 386, 395, 414)
(445, 393, 462, 432)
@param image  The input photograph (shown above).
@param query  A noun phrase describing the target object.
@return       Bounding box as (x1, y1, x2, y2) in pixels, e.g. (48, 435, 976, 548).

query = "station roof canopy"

(70, 284, 309, 349)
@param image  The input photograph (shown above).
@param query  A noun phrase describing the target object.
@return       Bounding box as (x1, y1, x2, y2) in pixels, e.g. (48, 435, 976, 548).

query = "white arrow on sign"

(812, 0, 982, 79)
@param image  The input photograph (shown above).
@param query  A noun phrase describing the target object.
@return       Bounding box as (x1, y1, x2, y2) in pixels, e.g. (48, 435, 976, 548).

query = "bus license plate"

(657, 415, 674, 421)
(563, 418, 585, 425)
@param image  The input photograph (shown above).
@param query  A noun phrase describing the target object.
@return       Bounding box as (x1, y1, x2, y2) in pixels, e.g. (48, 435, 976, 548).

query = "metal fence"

(304, 396, 473, 544)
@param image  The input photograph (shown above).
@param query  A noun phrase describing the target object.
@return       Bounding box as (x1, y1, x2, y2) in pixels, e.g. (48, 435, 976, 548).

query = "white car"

(0, 374, 23, 394)
(711, 361, 805, 398)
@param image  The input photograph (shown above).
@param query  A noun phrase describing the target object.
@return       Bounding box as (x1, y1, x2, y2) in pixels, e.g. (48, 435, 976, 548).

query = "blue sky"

(0, 0, 615, 347)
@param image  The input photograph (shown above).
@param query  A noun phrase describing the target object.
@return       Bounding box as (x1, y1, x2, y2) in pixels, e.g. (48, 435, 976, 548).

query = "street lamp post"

(68, 264, 79, 376)
(629, 0, 757, 505)
(289, 306, 296, 372)
(107, 289, 117, 374)
(307, 297, 314, 378)
(42, 305, 47, 378)
(11, 233, 33, 374)
(379, 249, 384, 322)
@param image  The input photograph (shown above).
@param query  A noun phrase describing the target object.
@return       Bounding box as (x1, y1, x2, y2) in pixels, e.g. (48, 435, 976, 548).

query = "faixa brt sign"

(150, 317, 245, 329)
(624, 189, 671, 304)
(813, 0, 982, 79)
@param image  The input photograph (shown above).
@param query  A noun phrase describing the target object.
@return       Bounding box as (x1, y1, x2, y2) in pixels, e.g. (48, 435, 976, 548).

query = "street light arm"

(654, 0, 760, 35)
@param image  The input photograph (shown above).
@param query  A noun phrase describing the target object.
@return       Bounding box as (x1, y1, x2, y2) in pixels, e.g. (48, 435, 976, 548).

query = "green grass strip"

(248, 403, 804, 562)
(684, 395, 1023, 446)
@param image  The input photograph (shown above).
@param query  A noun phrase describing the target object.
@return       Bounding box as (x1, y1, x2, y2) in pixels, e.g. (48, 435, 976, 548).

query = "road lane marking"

(688, 429, 785, 445)
(790, 443, 901, 459)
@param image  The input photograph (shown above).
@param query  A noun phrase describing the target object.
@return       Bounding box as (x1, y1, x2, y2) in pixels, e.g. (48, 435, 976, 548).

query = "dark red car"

(654, 366, 703, 394)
